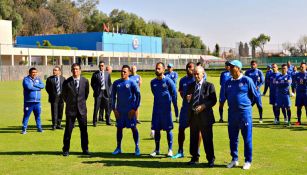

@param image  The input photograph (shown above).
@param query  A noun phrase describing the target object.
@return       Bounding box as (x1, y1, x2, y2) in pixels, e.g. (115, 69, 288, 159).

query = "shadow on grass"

(82, 159, 226, 168)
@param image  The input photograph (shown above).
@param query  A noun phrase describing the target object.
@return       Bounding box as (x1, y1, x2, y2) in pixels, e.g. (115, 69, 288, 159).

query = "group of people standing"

(20, 59, 306, 170)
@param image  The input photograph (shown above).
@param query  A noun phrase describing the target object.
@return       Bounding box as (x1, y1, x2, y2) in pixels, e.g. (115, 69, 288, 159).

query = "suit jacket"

(62, 76, 89, 116)
(91, 70, 112, 97)
(187, 81, 217, 126)
(46, 75, 65, 103)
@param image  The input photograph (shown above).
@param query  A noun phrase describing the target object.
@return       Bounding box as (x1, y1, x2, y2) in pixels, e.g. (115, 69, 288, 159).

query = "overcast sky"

(98, 0, 307, 49)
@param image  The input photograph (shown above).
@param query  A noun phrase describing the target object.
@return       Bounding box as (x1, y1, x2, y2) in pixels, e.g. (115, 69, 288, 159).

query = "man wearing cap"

(245, 60, 264, 123)
(262, 65, 272, 96)
(224, 60, 257, 170)
(165, 63, 179, 122)
(219, 61, 231, 123)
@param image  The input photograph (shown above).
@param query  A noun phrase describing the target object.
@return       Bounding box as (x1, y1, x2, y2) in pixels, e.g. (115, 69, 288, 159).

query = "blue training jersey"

(269, 72, 281, 96)
(265, 70, 273, 83)
(179, 75, 195, 99)
(276, 74, 292, 96)
(112, 79, 140, 112)
(293, 71, 307, 93)
(220, 70, 231, 87)
(129, 74, 141, 86)
(225, 75, 257, 111)
(245, 68, 265, 88)
(164, 71, 178, 85)
(151, 76, 177, 106)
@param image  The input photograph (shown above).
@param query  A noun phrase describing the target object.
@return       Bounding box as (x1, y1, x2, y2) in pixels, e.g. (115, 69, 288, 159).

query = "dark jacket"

(45, 75, 65, 103)
(187, 81, 217, 126)
(91, 70, 112, 97)
(62, 76, 89, 116)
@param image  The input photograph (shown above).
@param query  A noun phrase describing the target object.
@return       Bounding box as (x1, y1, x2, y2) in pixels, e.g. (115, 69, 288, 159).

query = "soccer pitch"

(0, 71, 306, 175)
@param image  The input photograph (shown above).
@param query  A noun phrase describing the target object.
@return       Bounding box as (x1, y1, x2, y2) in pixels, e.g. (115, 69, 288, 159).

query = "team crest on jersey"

(126, 84, 130, 88)
(153, 84, 157, 87)
(35, 80, 39, 83)
(228, 85, 231, 88)
(162, 83, 167, 87)
(183, 83, 187, 86)
(136, 78, 139, 81)
(117, 84, 121, 88)
(239, 83, 243, 87)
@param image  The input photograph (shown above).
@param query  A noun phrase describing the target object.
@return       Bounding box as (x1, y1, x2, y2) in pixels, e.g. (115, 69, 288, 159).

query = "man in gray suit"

(91, 61, 112, 126)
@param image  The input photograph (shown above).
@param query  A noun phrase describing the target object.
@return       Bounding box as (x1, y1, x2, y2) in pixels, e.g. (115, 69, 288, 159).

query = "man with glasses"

(91, 61, 112, 126)
(46, 66, 65, 130)
(111, 65, 141, 156)
(245, 60, 264, 123)
(293, 62, 307, 125)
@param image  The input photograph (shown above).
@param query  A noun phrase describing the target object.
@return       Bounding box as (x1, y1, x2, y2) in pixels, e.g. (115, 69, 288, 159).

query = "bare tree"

(37, 8, 57, 34)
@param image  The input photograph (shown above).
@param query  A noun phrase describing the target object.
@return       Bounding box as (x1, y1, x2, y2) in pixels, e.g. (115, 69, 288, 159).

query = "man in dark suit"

(62, 63, 90, 156)
(186, 65, 217, 167)
(46, 66, 65, 130)
(91, 61, 112, 126)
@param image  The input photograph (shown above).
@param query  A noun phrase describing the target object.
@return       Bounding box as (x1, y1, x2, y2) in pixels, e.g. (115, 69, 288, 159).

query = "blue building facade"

(16, 32, 162, 54)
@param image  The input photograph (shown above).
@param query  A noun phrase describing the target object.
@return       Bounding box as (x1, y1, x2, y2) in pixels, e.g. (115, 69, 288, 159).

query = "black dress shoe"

(52, 126, 56, 130)
(93, 123, 97, 127)
(208, 161, 214, 168)
(63, 151, 69, 156)
(56, 125, 63, 129)
(82, 150, 91, 155)
(188, 158, 199, 165)
(106, 122, 112, 126)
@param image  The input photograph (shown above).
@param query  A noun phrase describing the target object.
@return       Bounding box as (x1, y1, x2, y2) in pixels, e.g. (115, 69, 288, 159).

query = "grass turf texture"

(0, 70, 306, 175)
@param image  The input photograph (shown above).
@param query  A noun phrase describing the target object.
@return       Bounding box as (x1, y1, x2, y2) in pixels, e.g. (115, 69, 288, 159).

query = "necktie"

(56, 77, 60, 95)
(74, 79, 79, 92)
(100, 72, 105, 90)
(192, 83, 200, 108)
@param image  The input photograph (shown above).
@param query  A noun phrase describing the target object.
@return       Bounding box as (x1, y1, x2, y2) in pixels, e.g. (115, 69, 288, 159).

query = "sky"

(98, 0, 307, 49)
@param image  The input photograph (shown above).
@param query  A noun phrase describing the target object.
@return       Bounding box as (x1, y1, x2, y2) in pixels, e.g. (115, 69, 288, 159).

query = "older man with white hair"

(186, 65, 217, 167)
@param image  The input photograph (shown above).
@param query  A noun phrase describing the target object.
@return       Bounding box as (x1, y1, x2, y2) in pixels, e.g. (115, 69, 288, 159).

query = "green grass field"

(0, 71, 306, 175)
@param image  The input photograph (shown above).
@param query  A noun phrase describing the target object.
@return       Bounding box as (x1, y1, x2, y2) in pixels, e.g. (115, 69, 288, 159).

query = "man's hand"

(114, 109, 120, 119)
(186, 94, 192, 103)
(128, 109, 136, 119)
(195, 104, 206, 113)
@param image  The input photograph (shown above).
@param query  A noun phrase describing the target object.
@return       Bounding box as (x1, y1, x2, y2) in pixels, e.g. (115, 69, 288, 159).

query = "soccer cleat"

(242, 162, 251, 170)
(37, 128, 43, 133)
(150, 150, 160, 157)
(227, 160, 239, 168)
(274, 119, 280, 125)
(287, 121, 291, 127)
(167, 150, 173, 157)
(135, 147, 141, 156)
(112, 148, 122, 155)
(172, 152, 184, 159)
(259, 119, 263, 124)
(295, 121, 301, 126)
(21, 130, 27, 134)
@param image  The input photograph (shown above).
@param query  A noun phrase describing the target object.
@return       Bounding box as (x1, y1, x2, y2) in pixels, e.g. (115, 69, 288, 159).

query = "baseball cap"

(229, 60, 242, 69)
(167, 63, 174, 68)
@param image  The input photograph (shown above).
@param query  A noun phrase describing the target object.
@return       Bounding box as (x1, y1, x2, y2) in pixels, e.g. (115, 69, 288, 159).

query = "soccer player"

(293, 62, 307, 125)
(290, 66, 298, 95)
(275, 64, 292, 126)
(219, 61, 231, 123)
(224, 60, 257, 170)
(262, 65, 272, 96)
(172, 62, 195, 159)
(129, 65, 142, 124)
(150, 62, 178, 157)
(111, 65, 141, 156)
(245, 60, 264, 123)
(269, 64, 281, 124)
(165, 63, 179, 122)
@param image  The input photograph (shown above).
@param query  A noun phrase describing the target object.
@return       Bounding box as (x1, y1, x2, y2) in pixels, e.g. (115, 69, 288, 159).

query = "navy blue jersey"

(129, 74, 141, 86)
(164, 71, 178, 85)
(265, 70, 273, 83)
(245, 68, 264, 88)
(179, 76, 195, 98)
(112, 79, 140, 112)
(293, 71, 307, 93)
(225, 75, 257, 111)
(276, 74, 292, 95)
(269, 72, 281, 96)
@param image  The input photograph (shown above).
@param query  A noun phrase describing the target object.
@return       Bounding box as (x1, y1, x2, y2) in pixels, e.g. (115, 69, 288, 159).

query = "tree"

(75, 0, 99, 18)
(249, 34, 271, 57)
(249, 37, 259, 58)
(37, 8, 57, 34)
(297, 35, 307, 53)
(0, 0, 23, 37)
(213, 43, 220, 57)
(244, 42, 249, 57)
(238, 41, 244, 57)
